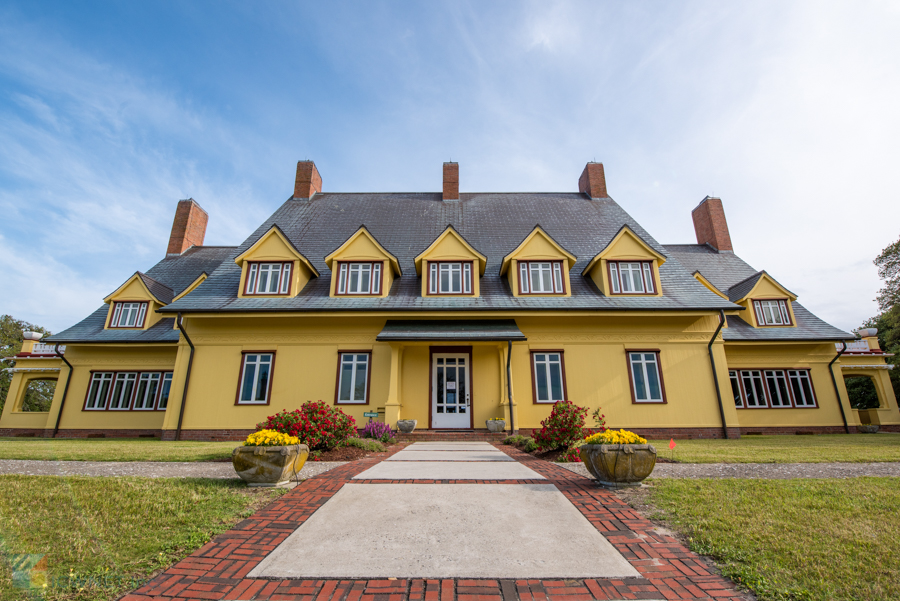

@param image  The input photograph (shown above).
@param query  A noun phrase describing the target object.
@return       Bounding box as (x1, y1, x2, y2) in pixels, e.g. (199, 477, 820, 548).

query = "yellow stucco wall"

(0, 357, 64, 430)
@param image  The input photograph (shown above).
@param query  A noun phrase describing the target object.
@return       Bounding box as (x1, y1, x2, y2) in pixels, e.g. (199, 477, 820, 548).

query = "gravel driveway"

(0, 459, 346, 480)
(558, 461, 900, 479)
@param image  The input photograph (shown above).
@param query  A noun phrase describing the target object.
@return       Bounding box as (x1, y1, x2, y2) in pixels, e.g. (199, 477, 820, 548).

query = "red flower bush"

(257, 401, 356, 451)
(532, 400, 588, 451)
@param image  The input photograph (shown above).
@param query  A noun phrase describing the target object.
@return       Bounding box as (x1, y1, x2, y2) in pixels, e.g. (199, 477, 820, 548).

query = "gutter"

(507, 339, 516, 434)
(829, 341, 851, 434)
(52, 344, 74, 437)
(707, 310, 730, 439)
(175, 313, 196, 442)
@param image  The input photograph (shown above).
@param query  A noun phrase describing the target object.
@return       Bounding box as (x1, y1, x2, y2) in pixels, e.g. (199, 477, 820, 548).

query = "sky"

(1, 0, 898, 333)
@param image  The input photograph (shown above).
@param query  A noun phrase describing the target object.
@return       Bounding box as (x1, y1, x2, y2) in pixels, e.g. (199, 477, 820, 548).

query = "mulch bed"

(313, 442, 398, 461)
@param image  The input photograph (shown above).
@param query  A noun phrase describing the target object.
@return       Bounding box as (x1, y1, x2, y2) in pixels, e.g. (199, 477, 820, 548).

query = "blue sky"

(1, 1, 898, 333)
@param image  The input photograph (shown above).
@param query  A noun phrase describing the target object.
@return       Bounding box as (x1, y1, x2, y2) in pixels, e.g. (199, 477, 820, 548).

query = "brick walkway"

(122, 446, 750, 601)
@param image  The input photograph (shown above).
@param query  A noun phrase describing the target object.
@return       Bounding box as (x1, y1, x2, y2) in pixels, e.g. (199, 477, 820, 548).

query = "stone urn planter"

(232, 444, 309, 487)
(857, 424, 880, 434)
(396, 419, 417, 434)
(579, 444, 657, 488)
(486, 419, 506, 433)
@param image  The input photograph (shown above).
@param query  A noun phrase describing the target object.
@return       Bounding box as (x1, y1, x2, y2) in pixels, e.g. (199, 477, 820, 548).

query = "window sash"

(246, 263, 291, 295)
(430, 262, 470, 295)
(788, 370, 816, 407)
(610, 262, 655, 295)
(134, 373, 161, 410)
(764, 370, 792, 407)
(429, 263, 438, 294)
(111, 302, 147, 328)
(629, 352, 663, 402)
(532, 353, 565, 402)
(729, 370, 743, 407)
(755, 299, 791, 326)
(372, 263, 381, 294)
(337, 353, 369, 403)
(520, 261, 564, 294)
(238, 354, 273, 404)
(158, 373, 173, 410)
(108, 373, 137, 410)
(740, 370, 767, 407)
(520, 262, 529, 293)
(86, 373, 114, 410)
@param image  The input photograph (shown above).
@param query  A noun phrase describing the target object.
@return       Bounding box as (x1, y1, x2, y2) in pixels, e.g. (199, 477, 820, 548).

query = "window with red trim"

(245, 262, 292, 295)
(84, 371, 172, 411)
(753, 299, 792, 326)
(627, 351, 665, 402)
(608, 261, 656, 295)
(519, 261, 565, 295)
(730, 369, 817, 408)
(428, 262, 472, 295)
(109, 301, 148, 328)
(336, 262, 382, 295)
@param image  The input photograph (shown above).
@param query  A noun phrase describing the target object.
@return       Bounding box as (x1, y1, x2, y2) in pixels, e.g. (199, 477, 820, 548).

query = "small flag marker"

(669, 438, 676, 450)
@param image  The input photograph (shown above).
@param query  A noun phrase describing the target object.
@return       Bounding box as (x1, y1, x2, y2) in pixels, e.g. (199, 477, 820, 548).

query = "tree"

(875, 237, 900, 313)
(0, 315, 52, 414)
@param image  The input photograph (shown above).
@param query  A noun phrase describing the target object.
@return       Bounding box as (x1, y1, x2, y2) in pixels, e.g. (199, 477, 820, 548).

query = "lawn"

(0, 438, 238, 462)
(648, 433, 900, 463)
(640, 478, 900, 601)
(0, 476, 284, 601)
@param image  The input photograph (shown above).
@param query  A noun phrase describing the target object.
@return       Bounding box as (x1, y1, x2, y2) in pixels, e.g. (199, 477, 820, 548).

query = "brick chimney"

(692, 196, 733, 252)
(578, 162, 608, 199)
(294, 160, 322, 200)
(167, 199, 208, 255)
(443, 162, 459, 201)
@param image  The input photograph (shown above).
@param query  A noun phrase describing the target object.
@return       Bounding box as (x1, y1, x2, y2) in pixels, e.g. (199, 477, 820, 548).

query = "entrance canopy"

(376, 319, 526, 342)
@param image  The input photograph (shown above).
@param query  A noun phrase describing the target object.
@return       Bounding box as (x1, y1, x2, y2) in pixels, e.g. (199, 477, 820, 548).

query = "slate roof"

(160, 193, 736, 314)
(138, 273, 174, 305)
(664, 244, 851, 342)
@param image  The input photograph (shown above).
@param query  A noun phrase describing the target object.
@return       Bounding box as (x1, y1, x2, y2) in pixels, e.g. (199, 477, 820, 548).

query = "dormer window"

(245, 262, 292, 295)
(336, 262, 382, 295)
(428, 262, 472, 295)
(609, 261, 655, 295)
(519, 261, 565, 294)
(110, 302, 148, 328)
(754, 299, 792, 326)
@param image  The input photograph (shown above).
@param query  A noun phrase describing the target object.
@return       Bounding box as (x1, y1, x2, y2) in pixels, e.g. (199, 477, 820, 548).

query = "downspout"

(829, 341, 850, 434)
(175, 313, 196, 442)
(707, 310, 730, 439)
(52, 344, 74, 438)
(507, 339, 516, 434)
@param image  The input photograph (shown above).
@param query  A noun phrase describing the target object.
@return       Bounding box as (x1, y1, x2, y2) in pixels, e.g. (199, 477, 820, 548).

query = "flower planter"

(857, 424, 880, 434)
(579, 443, 657, 488)
(486, 419, 506, 433)
(396, 419, 417, 434)
(232, 444, 309, 487)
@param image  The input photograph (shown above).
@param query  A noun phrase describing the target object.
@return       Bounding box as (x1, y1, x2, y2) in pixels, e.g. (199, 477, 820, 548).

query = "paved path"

(559, 460, 900, 479)
(122, 443, 751, 601)
(0, 459, 345, 480)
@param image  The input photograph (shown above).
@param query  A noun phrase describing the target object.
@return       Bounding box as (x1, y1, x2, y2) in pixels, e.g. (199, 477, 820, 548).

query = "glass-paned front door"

(432, 353, 470, 428)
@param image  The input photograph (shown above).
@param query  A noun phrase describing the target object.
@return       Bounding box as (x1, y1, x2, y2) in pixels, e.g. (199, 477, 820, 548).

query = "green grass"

(649, 433, 900, 463)
(643, 478, 900, 601)
(0, 475, 284, 601)
(0, 438, 240, 462)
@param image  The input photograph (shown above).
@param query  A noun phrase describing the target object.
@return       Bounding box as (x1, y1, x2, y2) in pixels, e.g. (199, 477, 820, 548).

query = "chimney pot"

(691, 196, 733, 252)
(167, 199, 208, 255)
(443, 162, 459, 201)
(294, 160, 322, 199)
(579, 162, 608, 199)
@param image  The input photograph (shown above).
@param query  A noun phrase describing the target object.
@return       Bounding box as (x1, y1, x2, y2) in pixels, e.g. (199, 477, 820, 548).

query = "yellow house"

(2, 161, 897, 440)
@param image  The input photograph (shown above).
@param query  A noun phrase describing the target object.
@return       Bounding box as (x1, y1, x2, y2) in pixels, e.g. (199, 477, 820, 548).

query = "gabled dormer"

(582, 226, 665, 297)
(728, 271, 797, 327)
(234, 225, 319, 298)
(692, 271, 729, 299)
(415, 226, 486, 297)
(103, 272, 173, 330)
(324, 226, 401, 298)
(500, 226, 576, 297)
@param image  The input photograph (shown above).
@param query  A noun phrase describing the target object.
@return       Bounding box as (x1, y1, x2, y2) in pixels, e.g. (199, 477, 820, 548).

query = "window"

(336, 352, 370, 404)
(245, 262, 292, 295)
(108, 373, 137, 410)
(83, 371, 173, 411)
(158, 373, 173, 410)
(753, 299, 792, 326)
(627, 351, 665, 402)
(428, 262, 472, 295)
(730, 369, 817, 409)
(133, 373, 161, 410)
(85, 373, 113, 410)
(19, 378, 57, 412)
(109, 302, 148, 328)
(531, 351, 567, 403)
(609, 261, 656, 295)
(519, 261, 565, 294)
(336, 262, 382, 295)
(237, 353, 274, 404)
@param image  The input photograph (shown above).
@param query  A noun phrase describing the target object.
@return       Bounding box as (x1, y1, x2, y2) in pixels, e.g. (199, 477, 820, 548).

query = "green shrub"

(503, 435, 527, 446)
(344, 437, 386, 452)
(523, 439, 539, 453)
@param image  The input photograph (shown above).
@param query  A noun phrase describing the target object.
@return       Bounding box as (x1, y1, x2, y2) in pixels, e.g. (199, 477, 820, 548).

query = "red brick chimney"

(167, 199, 208, 255)
(294, 160, 322, 200)
(692, 196, 733, 252)
(443, 162, 459, 201)
(578, 162, 608, 199)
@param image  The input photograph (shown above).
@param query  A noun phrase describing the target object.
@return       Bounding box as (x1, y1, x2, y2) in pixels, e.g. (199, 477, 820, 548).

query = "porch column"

(384, 343, 402, 427)
(498, 343, 518, 433)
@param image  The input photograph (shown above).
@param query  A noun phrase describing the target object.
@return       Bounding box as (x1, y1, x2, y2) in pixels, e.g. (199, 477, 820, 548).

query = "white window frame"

(337, 352, 370, 404)
(428, 262, 471, 295)
(237, 353, 274, 404)
(788, 370, 817, 407)
(520, 261, 565, 294)
(531, 352, 566, 403)
(245, 262, 292, 295)
(133, 372, 162, 410)
(337, 262, 381, 295)
(609, 261, 655, 295)
(85, 372, 114, 410)
(729, 370, 743, 408)
(157, 373, 173, 410)
(764, 370, 792, 408)
(110, 302, 148, 328)
(754, 299, 792, 326)
(739, 370, 768, 408)
(108, 372, 137, 410)
(628, 351, 664, 403)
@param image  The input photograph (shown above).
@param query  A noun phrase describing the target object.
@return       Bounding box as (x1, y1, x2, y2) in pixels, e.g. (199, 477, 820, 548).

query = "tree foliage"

(874, 236, 900, 312)
(0, 315, 52, 413)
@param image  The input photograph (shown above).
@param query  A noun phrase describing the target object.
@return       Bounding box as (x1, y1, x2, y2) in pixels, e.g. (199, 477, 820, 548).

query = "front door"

(432, 353, 471, 428)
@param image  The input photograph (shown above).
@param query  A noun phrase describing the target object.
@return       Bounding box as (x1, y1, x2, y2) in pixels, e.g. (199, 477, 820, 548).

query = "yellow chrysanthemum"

(244, 429, 300, 447)
(583, 429, 647, 445)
